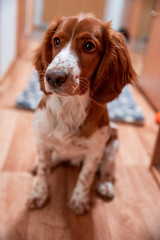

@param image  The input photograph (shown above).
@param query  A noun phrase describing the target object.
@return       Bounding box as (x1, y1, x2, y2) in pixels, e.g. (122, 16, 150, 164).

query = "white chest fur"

(34, 92, 90, 137)
(34, 92, 109, 164)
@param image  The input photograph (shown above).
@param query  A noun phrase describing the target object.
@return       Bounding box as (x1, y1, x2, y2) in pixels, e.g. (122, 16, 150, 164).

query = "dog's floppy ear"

(90, 23, 137, 104)
(33, 16, 63, 92)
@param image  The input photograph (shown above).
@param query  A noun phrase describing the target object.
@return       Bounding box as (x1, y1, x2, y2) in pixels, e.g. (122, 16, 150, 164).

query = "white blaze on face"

(47, 42, 80, 83)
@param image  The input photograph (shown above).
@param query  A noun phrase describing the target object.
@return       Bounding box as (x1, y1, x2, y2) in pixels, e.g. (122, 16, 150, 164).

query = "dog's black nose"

(46, 70, 67, 87)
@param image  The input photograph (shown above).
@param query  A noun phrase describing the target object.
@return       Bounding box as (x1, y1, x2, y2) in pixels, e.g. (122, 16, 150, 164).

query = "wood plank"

(67, 167, 98, 240)
(101, 159, 153, 240)
(118, 124, 150, 167)
(0, 110, 18, 169)
(0, 58, 34, 109)
(0, 172, 32, 240)
(0, 38, 39, 109)
(132, 86, 158, 158)
(0, 169, 73, 240)
(91, 202, 112, 240)
(2, 111, 35, 172)
(128, 167, 160, 240)
(27, 167, 72, 240)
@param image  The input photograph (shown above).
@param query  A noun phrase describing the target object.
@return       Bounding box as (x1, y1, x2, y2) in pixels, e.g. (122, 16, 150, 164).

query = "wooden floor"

(0, 40, 160, 240)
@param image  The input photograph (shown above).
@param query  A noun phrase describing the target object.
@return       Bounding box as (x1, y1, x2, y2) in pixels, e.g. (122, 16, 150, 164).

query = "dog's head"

(34, 14, 137, 103)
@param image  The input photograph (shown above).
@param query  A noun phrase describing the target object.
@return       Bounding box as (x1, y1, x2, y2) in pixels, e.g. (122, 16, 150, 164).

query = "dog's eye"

(54, 37, 60, 48)
(84, 41, 95, 52)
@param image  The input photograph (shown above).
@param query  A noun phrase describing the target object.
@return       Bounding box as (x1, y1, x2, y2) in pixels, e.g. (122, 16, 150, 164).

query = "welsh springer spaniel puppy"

(27, 14, 137, 215)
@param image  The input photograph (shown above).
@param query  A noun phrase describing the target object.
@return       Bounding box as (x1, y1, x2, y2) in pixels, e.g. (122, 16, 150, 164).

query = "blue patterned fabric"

(108, 85, 145, 124)
(16, 70, 145, 124)
(16, 70, 42, 111)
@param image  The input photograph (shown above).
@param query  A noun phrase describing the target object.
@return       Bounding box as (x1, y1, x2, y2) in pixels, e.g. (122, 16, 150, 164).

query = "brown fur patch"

(90, 25, 138, 103)
(38, 95, 50, 109)
(107, 125, 118, 145)
(80, 100, 109, 138)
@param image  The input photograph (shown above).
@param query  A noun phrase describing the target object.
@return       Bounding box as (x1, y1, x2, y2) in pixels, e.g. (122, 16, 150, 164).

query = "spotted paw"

(97, 181, 114, 200)
(26, 193, 48, 210)
(69, 195, 90, 215)
(26, 182, 49, 210)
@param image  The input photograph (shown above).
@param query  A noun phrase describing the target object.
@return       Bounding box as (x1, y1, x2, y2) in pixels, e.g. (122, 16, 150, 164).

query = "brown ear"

(90, 23, 137, 104)
(33, 16, 63, 92)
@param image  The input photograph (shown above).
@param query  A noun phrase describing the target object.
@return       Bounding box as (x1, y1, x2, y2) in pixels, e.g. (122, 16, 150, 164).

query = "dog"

(26, 13, 137, 215)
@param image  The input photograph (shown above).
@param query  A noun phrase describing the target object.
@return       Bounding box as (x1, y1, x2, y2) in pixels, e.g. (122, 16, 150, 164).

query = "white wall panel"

(104, 0, 125, 30)
(0, 0, 18, 79)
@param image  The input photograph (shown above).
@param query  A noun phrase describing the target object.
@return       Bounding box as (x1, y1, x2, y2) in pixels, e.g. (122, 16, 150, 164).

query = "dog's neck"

(46, 91, 90, 135)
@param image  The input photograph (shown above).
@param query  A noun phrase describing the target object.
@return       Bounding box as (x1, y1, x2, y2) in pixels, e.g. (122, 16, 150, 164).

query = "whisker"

(79, 82, 90, 91)
(42, 60, 50, 66)
(79, 77, 90, 86)
(79, 76, 90, 83)
(79, 79, 89, 85)
(79, 82, 89, 88)
(79, 77, 98, 101)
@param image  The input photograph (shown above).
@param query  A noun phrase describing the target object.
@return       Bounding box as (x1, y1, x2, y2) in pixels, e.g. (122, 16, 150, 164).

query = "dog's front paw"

(97, 181, 114, 199)
(26, 181, 49, 210)
(69, 193, 90, 215)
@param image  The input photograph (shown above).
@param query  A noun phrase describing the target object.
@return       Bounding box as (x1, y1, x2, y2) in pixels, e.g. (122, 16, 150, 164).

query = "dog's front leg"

(69, 155, 101, 215)
(97, 124, 119, 199)
(27, 144, 52, 209)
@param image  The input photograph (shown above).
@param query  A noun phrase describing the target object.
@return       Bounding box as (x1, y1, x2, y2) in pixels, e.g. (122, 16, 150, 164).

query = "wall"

(137, 0, 154, 39)
(140, 0, 160, 110)
(103, 0, 125, 30)
(34, 0, 44, 27)
(121, 0, 135, 31)
(0, 0, 18, 79)
(43, 0, 105, 22)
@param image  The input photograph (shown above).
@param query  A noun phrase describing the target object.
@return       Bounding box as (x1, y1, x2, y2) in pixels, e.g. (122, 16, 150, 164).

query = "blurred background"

(0, 0, 160, 110)
(0, 1, 160, 239)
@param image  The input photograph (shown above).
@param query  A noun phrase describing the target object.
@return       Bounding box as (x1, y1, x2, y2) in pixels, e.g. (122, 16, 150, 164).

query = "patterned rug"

(16, 70, 145, 125)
